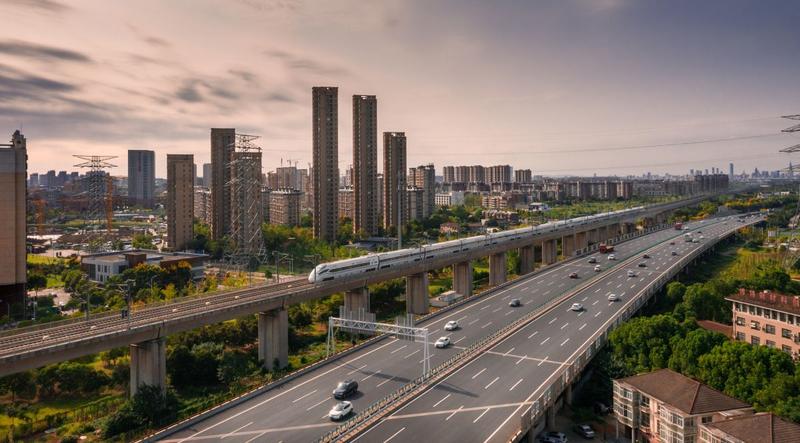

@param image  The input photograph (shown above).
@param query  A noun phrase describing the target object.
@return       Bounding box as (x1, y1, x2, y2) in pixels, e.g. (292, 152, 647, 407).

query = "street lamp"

(273, 251, 293, 283)
(148, 275, 158, 300)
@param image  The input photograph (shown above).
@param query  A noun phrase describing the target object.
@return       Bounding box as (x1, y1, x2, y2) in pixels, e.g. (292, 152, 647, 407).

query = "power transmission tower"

(226, 134, 265, 269)
(74, 155, 117, 252)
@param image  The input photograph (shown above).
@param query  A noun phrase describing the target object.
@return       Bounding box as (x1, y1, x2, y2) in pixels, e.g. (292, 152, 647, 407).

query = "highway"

(350, 216, 748, 443)
(158, 217, 731, 443)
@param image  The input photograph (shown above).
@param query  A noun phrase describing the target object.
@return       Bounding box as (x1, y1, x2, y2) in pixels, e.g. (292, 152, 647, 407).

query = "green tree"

(0, 372, 36, 402)
(668, 328, 727, 378)
(608, 315, 684, 375)
(217, 349, 256, 384)
(132, 233, 156, 249)
(104, 384, 179, 437)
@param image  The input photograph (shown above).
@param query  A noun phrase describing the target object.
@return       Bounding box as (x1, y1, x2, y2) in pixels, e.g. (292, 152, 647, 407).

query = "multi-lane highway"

(350, 216, 750, 443)
(158, 217, 736, 443)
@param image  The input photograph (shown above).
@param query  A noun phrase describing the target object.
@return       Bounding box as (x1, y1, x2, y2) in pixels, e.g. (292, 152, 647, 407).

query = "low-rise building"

(698, 412, 800, 443)
(614, 369, 751, 443)
(727, 288, 800, 359)
(81, 250, 209, 284)
(435, 191, 465, 207)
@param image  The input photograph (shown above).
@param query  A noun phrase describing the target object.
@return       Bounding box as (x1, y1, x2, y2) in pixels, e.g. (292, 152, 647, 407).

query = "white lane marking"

(492, 307, 502, 313)
(504, 347, 515, 356)
(592, 300, 599, 305)
(537, 356, 549, 367)
(433, 393, 452, 408)
(581, 296, 588, 302)
(243, 432, 266, 443)
(595, 311, 601, 317)
(527, 331, 539, 339)
(481, 321, 493, 329)
(347, 364, 367, 375)
(616, 283, 622, 288)
(502, 295, 511, 300)
(480, 305, 490, 310)
(445, 405, 464, 421)
(420, 354, 434, 364)
(505, 310, 514, 316)
(485, 376, 500, 389)
(384, 427, 406, 443)
(404, 349, 420, 359)
(516, 354, 527, 365)
(577, 311, 584, 317)
(594, 288, 602, 293)
(608, 301, 615, 306)
(548, 317, 558, 325)
(377, 375, 397, 387)
(631, 284, 636, 289)
(468, 318, 480, 326)
(579, 323, 587, 331)
(292, 389, 317, 403)
(560, 322, 568, 330)
(222, 421, 253, 438)
(362, 370, 381, 382)
(561, 338, 570, 346)
(509, 378, 524, 391)
(472, 368, 487, 379)
(540, 337, 550, 345)
(544, 290, 551, 295)
(454, 336, 466, 343)
(473, 408, 490, 423)
(306, 398, 328, 411)
(390, 345, 407, 354)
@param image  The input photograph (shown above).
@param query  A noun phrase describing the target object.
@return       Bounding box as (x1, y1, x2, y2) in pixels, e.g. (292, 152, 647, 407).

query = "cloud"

(144, 36, 170, 48)
(3, 0, 70, 14)
(264, 48, 350, 76)
(175, 81, 203, 102)
(236, 0, 301, 12)
(0, 40, 91, 63)
(0, 64, 78, 102)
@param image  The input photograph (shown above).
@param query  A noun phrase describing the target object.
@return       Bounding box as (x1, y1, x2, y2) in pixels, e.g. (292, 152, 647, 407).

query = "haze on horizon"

(1, 0, 799, 177)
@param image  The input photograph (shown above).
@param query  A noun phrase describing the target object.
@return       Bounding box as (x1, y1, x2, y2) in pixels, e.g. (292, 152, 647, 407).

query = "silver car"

(328, 401, 353, 421)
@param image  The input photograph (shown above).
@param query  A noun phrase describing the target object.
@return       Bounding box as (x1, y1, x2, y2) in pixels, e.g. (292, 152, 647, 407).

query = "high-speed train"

(307, 207, 645, 284)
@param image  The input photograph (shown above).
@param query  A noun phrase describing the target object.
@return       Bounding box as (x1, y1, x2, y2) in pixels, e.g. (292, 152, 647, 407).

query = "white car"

(570, 303, 584, 311)
(627, 270, 636, 277)
(607, 254, 616, 260)
(444, 320, 459, 331)
(594, 265, 602, 272)
(608, 293, 621, 302)
(329, 401, 353, 421)
(435, 336, 451, 348)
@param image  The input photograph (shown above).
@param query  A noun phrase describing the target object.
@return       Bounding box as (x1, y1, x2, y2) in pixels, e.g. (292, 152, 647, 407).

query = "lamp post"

(273, 252, 293, 283)
(303, 254, 321, 283)
(148, 275, 158, 300)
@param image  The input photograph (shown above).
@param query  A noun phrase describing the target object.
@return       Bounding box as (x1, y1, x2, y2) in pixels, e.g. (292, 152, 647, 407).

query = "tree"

(0, 372, 36, 402)
(166, 345, 196, 389)
(217, 349, 256, 385)
(27, 272, 47, 291)
(608, 315, 684, 375)
(668, 328, 727, 378)
(132, 233, 156, 249)
(104, 384, 179, 437)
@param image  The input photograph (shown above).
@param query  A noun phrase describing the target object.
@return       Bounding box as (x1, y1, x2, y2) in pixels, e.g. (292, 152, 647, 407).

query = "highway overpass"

(0, 195, 714, 399)
(147, 211, 761, 442)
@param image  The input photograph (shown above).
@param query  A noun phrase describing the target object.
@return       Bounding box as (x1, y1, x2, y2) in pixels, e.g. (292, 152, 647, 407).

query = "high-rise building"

(454, 166, 469, 183)
(28, 173, 38, 188)
(269, 188, 302, 226)
(166, 154, 194, 251)
(211, 128, 235, 240)
(0, 131, 26, 307)
(408, 164, 435, 218)
(443, 166, 455, 184)
(376, 173, 384, 225)
(515, 169, 532, 183)
(202, 163, 212, 188)
(729, 163, 734, 179)
(338, 186, 355, 220)
(127, 150, 155, 208)
(312, 87, 339, 242)
(383, 132, 407, 230)
(487, 164, 512, 184)
(405, 186, 424, 223)
(193, 186, 212, 225)
(353, 95, 379, 236)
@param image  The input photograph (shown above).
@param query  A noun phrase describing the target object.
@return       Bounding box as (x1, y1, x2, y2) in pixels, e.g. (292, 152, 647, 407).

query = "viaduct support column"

(452, 261, 473, 297)
(406, 272, 430, 315)
(130, 337, 166, 397)
(599, 226, 609, 242)
(519, 245, 535, 275)
(565, 383, 574, 406)
(258, 308, 288, 370)
(546, 405, 557, 430)
(609, 223, 620, 239)
(575, 231, 588, 251)
(489, 252, 507, 286)
(562, 234, 576, 258)
(534, 242, 543, 265)
(344, 287, 370, 314)
(542, 239, 557, 265)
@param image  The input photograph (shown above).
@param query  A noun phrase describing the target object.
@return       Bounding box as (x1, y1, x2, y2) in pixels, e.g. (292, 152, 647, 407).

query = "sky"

(2, 0, 800, 178)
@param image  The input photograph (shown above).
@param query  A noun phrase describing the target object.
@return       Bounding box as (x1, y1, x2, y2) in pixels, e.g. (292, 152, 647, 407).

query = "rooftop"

(81, 249, 208, 263)
(619, 369, 750, 415)
(696, 320, 732, 337)
(726, 288, 800, 316)
(703, 412, 800, 443)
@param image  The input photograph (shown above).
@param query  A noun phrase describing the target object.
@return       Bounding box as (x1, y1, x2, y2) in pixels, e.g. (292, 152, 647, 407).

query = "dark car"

(588, 257, 597, 264)
(569, 272, 578, 279)
(638, 262, 647, 268)
(642, 254, 650, 259)
(574, 423, 596, 439)
(671, 251, 678, 256)
(509, 298, 522, 307)
(669, 241, 675, 245)
(332, 379, 358, 399)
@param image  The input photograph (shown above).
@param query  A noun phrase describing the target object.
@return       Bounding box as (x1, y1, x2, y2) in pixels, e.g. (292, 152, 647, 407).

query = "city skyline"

(2, 1, 799, 177)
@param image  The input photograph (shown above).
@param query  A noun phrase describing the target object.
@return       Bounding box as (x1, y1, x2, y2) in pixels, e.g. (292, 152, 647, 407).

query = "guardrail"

(316, 222, 681, 442)
(506, 215, 763, 442)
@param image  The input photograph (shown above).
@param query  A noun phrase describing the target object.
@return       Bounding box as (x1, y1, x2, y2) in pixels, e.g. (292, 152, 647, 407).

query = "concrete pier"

(344, 287, 370, 313)
(130, 337, 166, 396)
(519, 245, 535, 274)
(258, 309, 288, 370)
(489, 252, 507, 286)
(452, 261, 473, 297)
(406, 272, 430, 315)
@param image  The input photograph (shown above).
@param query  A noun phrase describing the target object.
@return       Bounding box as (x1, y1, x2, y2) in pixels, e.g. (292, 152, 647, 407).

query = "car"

(569, 272, 578, 279)
(607, 254, 616, 260)
(699, 235, 705, 240)
(692, 238, 699, 243)
(643, 254, 650, 259)
(608, 293, 621, 302)
(594, 265, 602, 272)
(697, 230, 702, 234)
(570, 303, 583, 311)
(574, 423, 596, 439)
(332, 380, 358, 399)
(435, 336, 451, 348)
(509, 298, 521, 307)
(638, 262, 647, 268)
(627, 270, 636, 277)
(587, 257, 597, 264)
(669, 241, 675, 245)
(328, 401, 353, 421)
(543, 431, 568, 443)
(671, 251, 678, 256)
(444, 320, 459, 331)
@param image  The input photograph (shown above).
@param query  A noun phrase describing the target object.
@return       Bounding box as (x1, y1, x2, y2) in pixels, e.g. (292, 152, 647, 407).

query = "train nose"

(308, 270, 317, 283)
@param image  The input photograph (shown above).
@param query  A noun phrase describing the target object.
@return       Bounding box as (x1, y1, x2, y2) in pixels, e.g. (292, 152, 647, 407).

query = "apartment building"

(613, 369, 751, 443)
(269, 188, 302, 227)
(338, 186, 355, 220)
(727, 288, 800, 358)
(698, 412, 800, 443)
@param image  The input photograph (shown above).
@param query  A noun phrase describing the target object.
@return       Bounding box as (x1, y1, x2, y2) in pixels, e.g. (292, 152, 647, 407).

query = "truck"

(674, 222, 683, 230)
(599, 243, 614, 253)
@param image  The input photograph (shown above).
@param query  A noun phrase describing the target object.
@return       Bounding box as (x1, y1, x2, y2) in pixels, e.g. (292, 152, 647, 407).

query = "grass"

(26, 254, 64, 265)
